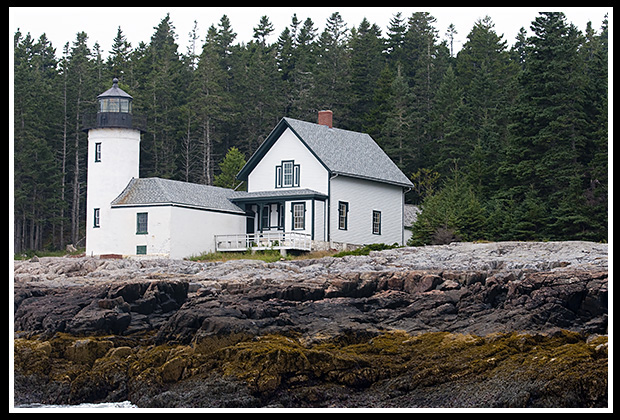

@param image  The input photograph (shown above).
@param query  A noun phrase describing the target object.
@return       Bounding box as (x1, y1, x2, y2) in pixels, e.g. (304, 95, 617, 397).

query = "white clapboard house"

(85, 80, 412, 259)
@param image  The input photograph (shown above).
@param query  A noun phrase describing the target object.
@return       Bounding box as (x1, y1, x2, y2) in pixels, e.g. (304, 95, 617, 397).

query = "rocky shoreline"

(13, 241, 609, 408)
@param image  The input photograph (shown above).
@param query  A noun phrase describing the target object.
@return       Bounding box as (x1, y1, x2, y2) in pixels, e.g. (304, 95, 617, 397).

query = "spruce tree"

(13, 31, 63, 252)
(315, 12, 350, 117)
(107, 27, 132, 82)
(139, 14, 185, 179)
(66, 31, 98, 246)
(214, 147, 246, 190)
(503, 12, 599, 240)
(408, 167, 485, 245)
(188, 25, 231, 185)
(349, 18, 384, 132)
(454, 16, 517, 198)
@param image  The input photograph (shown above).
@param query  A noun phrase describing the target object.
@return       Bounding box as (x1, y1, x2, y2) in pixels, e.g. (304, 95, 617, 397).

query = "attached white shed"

(106, 177, 247, 259)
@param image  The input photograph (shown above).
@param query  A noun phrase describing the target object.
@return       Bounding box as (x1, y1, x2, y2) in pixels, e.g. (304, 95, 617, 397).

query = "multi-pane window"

(93, 208, 100, 228)
(275, 160, 300, 188)
(94, 142, 102, 162)
(372, 210, 382, 235)
(100, 97, 131, 113)
(292, 203, 305, 230)
(136, 212, 148, 234)
(338, 201, 348, 230)
(283, 161, 294, 186)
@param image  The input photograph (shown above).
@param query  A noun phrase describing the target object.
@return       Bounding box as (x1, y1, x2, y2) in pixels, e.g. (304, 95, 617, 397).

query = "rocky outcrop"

(13, 241, 608, 408)
(14, 241, 608, 341)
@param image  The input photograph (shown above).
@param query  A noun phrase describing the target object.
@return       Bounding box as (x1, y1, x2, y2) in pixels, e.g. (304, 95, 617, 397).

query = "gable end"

(236, 118, 330, 181)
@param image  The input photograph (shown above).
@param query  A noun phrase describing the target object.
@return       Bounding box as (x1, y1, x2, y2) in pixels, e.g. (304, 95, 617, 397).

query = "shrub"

(408, 171, 486, 246)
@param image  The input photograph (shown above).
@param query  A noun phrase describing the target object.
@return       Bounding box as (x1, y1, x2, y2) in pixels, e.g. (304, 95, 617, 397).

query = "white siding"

(314, 199, 326, 241)
(169, 206, 246, 259)
(86, 128, 140, 256)
(329, 176, 404, 245)
(247, 128, 328, 194)
(101, 205, 246, 259)
(90, 205, 171, 257)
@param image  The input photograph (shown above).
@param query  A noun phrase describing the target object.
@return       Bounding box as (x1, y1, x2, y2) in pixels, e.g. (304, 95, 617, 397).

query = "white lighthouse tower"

(85, 78, 145, 256)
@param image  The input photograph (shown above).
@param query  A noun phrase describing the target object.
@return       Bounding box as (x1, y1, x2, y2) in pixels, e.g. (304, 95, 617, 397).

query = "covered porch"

(216, 189, 327, 253)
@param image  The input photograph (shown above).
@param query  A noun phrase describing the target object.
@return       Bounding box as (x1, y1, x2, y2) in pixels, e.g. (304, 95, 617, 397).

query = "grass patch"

(188, 249, 287, 263)
(188, 244, 402, 262)
(332, 243, 401, 257)
(189, 249, 341, 263)
(14, 248, 85, 260)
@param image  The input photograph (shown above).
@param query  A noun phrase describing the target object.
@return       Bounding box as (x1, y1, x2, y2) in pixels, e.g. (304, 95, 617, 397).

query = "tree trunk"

(71, 84, 81, 246)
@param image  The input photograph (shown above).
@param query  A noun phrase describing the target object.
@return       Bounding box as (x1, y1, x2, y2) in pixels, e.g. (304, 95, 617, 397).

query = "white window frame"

(372, 210, 382, 235)
(93, 208, 100, 228)
(136, 212, 148, 235)
(292, 202, 306, 230)
(338, 201, 348, 230)
(283, 161, 294, 187)
(95, 142, 102, 162)
(276, 160, 300, 188)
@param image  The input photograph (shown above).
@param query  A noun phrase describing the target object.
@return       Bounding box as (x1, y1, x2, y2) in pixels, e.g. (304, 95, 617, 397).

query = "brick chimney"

(318, 110, 333, 128)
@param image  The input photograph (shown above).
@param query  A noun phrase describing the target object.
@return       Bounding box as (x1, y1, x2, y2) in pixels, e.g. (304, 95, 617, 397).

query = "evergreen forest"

(13, 11, 608, 254)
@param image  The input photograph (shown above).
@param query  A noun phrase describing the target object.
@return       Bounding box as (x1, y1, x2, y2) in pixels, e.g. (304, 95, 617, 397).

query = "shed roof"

(237, 117, 413, 188)
(111, 177, 245, 214)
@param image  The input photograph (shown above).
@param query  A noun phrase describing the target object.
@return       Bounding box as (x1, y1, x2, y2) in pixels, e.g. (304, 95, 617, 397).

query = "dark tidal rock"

(13, 242, 609, 408)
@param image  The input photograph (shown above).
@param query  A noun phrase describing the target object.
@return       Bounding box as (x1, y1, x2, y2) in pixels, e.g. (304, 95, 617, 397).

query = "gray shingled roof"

(283, 117, 413, 187)
(231, 188, 327, 202)
(111, 177, 245, 214)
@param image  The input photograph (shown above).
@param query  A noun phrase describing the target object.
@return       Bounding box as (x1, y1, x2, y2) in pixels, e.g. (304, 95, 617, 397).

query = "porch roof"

(231, 188, 327, 203)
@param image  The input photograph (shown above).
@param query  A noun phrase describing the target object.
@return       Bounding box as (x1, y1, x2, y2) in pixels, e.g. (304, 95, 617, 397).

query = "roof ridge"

(283, 116, 369, 136)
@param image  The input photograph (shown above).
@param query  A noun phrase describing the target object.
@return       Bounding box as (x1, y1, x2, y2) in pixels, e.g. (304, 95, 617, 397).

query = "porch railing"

(215, 232, 312, 252)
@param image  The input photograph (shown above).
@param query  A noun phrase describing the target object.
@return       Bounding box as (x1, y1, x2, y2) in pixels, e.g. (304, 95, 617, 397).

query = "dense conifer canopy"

(13, 12, 608, 252)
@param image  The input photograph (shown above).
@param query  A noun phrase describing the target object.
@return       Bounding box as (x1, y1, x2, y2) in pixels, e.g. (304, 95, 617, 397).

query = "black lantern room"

(98, 77, 133, 113)
(83, 78, 146, 132)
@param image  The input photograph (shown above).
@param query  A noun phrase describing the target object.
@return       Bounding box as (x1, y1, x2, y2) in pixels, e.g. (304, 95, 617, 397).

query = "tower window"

(94, 142, 102, 162)
(93, 208, 100, 228)
(100, 97, 131, 113)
